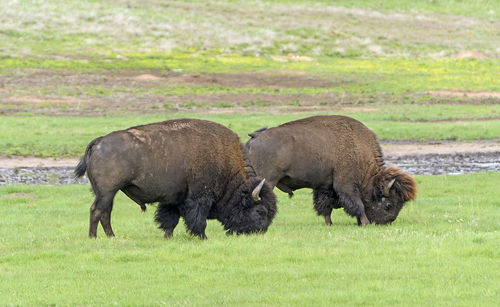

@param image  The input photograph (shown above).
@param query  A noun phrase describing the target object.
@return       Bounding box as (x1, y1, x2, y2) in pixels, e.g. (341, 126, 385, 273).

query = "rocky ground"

(1, 140, 499, 185)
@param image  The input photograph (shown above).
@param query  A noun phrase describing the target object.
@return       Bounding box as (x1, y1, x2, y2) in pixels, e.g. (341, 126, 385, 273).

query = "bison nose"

(383, 214, 397, 224)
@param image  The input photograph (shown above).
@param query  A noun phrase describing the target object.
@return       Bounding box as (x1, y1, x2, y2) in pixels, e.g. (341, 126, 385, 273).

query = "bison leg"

(183, 197, 212, 240)
(89, 201, 101, 238)
(89, 193, 115, 238)
(100, 209, 115, 237)
(313, 189, 341, 226)
(348, 196, 370, 226)
(312, 189, 331, 226)
(155, 202, 180, 239)
(336, 190, 370, 226)
(324, 215, 333, 226)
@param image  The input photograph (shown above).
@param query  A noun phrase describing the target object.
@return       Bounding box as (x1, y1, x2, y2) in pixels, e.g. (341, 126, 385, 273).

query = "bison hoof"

(360, 216, 370, 226)
(164, 229, 174, 239)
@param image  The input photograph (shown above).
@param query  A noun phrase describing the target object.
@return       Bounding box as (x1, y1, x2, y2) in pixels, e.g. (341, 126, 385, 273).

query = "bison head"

(222, 177, 277, 235)
(366, 167, 417, 225)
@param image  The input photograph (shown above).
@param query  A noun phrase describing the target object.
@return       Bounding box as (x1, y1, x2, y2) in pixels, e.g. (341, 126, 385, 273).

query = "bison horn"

(252, 179, 266, 202)
(383, 179, 396, 197)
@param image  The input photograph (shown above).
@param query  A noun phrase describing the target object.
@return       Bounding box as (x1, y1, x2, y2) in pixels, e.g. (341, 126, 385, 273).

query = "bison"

(246, 115, 416, 226)
(75, 118, 277, 239)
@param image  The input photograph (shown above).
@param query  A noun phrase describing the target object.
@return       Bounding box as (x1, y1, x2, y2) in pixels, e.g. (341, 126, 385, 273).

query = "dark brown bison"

(246, 115, 416, 226)
(75, 118, 277, 239)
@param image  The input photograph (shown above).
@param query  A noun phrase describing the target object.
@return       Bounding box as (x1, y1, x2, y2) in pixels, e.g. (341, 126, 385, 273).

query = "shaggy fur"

(75, 118, 278, 239)
(365, 166, 418, 224)
(221, 177, 277, 235)
(246, 115, 417, 226)
(154, 202, 180, 238)
(313, 189, 341, 216)
(375, 166, 418, 202)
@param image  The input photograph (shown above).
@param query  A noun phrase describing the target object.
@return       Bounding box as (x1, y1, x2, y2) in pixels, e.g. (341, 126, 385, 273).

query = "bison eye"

(256, 205, 268, 216)
(385, 203, 392, 210)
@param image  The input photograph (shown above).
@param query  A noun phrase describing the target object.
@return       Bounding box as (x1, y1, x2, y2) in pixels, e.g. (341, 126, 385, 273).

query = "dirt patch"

(164, 72, 337, 88)
(0, 155, 79, 168)
(1, 70, 336, 89)
(271, 54, 316, 62)
(381, 139, 500, 156)
(2, 192, 38, 199)
(451, 50, 490, 59)
(0, 93, 361, 116)
(133, 74, 164, 81)
(5, 95, 81, 104)
(1, 140, 500, 168)
(2, 70, 499, 116)
(408, 116, 500, 123)
(0, 70, 352, 115)
(428, 90, 500, 99)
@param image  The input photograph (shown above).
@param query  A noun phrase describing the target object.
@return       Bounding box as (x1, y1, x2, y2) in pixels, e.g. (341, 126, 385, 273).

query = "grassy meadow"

(1, 0, 499, 118)
(1, 173, 499, 306)
(1, 0, 500, 306)
(1, 109, 500, 157)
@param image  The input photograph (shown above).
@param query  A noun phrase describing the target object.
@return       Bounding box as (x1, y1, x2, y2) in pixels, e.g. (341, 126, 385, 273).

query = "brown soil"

(428, 90, 500, 99)
(0, 155, 80, 168)
(381, 139, 500, 156)
(2, 139, 499, 168)
(451, 51, 490, 59)
(0, 70, 353, 115)
(409, 116, 500, 123)
(163, 72, 338, 88)
(1, 70, 338, 89)
(2, 192, 38, 199)
(2, 70, 498, 116)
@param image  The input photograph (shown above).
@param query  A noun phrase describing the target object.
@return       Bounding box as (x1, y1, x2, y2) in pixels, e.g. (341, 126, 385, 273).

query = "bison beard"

(154, 177, 277, 238)
(221, 177, 277, 234)
(75, 118, 277, 239)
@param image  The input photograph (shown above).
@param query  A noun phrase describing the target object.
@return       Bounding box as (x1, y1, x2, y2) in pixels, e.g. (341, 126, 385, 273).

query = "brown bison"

(75, 118, 277, 239)
(246, 115, 416, 226)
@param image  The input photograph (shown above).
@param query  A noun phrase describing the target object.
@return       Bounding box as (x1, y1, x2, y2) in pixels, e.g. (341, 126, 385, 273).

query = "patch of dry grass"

(1, 0, 498, 57)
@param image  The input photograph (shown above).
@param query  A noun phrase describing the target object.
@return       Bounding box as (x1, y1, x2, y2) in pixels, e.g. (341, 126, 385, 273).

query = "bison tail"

(74, 155, 87, 178)
(74, 136, 103, 178)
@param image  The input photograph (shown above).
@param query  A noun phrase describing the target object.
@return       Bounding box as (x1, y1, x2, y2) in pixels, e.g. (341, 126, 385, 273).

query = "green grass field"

(1, 173, 499, 305)
(1, 0, 499, 306)
(1, 109, 500, 157)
